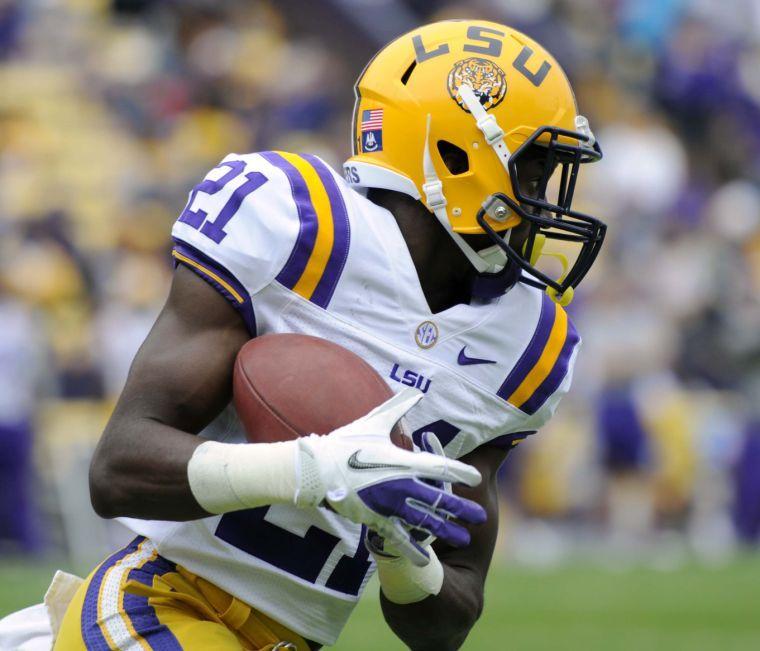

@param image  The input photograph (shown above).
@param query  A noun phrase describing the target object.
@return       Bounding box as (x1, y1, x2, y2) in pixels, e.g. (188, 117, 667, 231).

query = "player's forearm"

(380, 564, 483, 651)
(90, 420, 302, 521)
(88, 267, 253, 521)
(89, 416, 209, 521)
(377, 446, 501, 650)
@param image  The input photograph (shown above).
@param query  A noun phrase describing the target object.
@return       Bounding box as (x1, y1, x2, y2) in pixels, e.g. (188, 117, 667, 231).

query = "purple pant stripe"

(260, 152, 319, 290)
(81, 537, 145, 651)
(122, 557, 182, 651)
(172, 238, 257, 336)
(301, 154, 351, 308)
(520, 319, 580, 415)
(497, 293, 556, 400)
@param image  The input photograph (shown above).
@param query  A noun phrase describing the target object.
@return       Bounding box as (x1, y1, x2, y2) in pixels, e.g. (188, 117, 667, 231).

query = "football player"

(50, 19, 605, 651)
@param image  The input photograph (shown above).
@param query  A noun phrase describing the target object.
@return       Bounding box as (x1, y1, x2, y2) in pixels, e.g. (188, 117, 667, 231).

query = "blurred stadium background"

(1, 0, 760, 648)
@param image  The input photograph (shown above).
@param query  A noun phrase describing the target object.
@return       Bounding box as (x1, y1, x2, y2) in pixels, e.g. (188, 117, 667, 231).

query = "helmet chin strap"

(421, 114, 495, 273)
(458, 84, 513, 170)
(421, 84, 521, 276)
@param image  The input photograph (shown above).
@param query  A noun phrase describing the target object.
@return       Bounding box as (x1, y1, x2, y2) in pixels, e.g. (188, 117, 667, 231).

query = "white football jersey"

(121, 151, 581, 646)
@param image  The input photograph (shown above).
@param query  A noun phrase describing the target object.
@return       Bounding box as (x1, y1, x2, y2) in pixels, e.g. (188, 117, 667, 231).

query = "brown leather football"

(233, 334, 412, 449)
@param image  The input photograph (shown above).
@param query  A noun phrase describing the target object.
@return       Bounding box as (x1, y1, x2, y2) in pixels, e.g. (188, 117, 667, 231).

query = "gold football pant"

(54, 536, 310, 651)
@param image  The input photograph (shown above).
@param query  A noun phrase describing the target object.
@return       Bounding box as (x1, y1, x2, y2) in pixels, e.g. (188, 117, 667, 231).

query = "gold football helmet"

(344, 19, 606, 303)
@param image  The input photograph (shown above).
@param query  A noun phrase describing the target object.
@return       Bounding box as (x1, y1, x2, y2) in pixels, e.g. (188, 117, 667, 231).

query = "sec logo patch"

(415, 321, 439, 349)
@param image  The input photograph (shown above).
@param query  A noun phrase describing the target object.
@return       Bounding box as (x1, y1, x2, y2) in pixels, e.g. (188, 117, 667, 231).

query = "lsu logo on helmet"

(447, 57, 507, 113)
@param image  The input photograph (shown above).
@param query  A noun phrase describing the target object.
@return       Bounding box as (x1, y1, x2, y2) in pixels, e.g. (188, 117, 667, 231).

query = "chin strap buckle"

(422, 179, 447, 211)
(476, 114, 504, 146)
(459, 84, 505, 146)
(575, 115, 595, 147)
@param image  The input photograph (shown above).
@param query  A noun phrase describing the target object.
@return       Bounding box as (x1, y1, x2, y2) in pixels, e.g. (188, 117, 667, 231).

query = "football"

(233, 333, 413, 449)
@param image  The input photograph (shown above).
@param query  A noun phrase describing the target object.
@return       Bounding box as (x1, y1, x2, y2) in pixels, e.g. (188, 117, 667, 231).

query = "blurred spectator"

(595, 381, 653, 550)
(0, 287, 42, 552)
(0, 0, 22, 60)
(597, 382, 650, 473)
(734, 419, 760, 545)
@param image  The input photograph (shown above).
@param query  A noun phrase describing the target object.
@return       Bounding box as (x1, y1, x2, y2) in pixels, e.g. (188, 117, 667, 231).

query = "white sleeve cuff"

(372, 544, 444, 604)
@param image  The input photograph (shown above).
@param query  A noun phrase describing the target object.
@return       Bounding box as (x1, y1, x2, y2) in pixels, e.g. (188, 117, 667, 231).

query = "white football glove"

(295, 388, 486, 566)
(365, 431, 452, 555)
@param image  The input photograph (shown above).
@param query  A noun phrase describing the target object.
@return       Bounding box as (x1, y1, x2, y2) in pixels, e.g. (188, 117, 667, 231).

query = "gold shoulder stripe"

(508, 304, 568, 409)
(276, 152, 335, 300)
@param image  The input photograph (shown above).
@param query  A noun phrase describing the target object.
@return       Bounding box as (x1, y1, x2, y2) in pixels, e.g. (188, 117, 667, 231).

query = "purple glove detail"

(357, 478, 487, 548)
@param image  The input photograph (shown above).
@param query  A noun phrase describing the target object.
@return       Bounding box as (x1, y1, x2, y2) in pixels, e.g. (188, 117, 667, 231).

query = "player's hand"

(366, 431, 452, 557)
(294, 388, 487, 566)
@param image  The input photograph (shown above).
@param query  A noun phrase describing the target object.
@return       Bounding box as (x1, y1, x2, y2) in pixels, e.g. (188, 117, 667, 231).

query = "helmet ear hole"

(437, 140, 469, 175)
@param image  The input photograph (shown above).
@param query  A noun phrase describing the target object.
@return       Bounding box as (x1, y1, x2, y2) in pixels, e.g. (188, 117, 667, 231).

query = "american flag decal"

(361, 109, 383, 131)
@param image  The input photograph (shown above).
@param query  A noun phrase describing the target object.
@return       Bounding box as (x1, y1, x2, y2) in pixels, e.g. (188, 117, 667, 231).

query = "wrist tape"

(187, 440, 299, 514)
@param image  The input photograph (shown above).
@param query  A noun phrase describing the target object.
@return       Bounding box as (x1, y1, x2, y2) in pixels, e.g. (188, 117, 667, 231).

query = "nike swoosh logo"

(457, 346, 497, 366)
(347, 450, 408, 471)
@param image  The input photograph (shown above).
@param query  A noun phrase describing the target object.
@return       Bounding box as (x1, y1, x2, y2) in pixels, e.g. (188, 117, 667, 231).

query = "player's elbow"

(402, 606, 481, 651)
(89, 440, 132, 519)
(89, 453, 118, 518)
(433, 583, 484, 650)
(447, 591, 483, 648)
(382, 584, 483, 651)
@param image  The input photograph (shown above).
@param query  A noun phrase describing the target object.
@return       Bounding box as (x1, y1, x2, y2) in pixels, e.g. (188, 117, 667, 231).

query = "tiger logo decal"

(447, 57, 507, 113)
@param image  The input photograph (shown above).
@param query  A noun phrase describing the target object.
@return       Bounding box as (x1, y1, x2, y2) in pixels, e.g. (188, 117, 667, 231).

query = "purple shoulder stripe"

(301, 154, 351, 309)
(520, 317, 580, 415)
(172, 238, 257, 336)
(259, 151, 319, 291)
(81, 537, 145, 650)
(497, 293, 555, 401)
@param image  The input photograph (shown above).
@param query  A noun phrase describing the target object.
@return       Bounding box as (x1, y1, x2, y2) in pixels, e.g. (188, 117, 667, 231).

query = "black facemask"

(476, 125, 606, 299)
